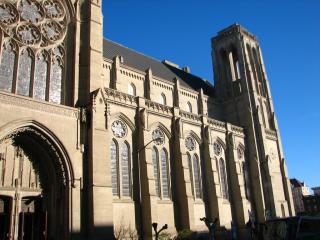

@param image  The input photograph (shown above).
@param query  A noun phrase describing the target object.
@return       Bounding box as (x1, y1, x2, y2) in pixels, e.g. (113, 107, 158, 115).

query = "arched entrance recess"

(0, 121, 74, 240)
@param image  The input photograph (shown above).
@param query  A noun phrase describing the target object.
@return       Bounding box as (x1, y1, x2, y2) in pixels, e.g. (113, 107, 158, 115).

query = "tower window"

(128, 83, 136, 96)
(187, 101, 192, 113)
(160, 93, 166, 105)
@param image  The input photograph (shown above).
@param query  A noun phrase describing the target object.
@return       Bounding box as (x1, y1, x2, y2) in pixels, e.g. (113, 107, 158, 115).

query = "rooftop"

(103, 39, 215, 96)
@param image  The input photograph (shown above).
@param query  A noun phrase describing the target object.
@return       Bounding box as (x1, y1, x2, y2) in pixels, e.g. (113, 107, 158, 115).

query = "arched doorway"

(0, 124, 73, 240)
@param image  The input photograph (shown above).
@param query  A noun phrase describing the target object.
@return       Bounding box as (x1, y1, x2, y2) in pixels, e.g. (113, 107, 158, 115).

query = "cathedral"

(0, 1, 295, 239)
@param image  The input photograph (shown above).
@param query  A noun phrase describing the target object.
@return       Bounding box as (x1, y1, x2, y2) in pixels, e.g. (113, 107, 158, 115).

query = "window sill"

(113, 198, 134, 203)
(157, 199, 173, 204)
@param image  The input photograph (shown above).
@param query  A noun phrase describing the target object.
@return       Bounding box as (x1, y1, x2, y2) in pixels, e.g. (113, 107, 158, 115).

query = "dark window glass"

(121, 143, 130, 197)
(0, 41, 15, 92)
(219, 158, 229, 200)
(161, 149, 169, 198)
(49, 60, 62, 103)
(152, 148, 160, 197)
(193, 154, 202, 199)
(17, 49, 32, 96)
(111, 140, 118, 196)
(34, 54, 48, 100)
(188, 154, 194, 197)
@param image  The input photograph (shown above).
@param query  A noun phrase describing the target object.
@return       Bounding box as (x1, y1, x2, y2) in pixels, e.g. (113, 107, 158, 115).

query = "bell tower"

(211, 24, 295, 222)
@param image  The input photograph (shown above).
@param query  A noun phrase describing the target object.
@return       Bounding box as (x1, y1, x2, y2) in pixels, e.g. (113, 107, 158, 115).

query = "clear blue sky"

(103, 1, 320, 188)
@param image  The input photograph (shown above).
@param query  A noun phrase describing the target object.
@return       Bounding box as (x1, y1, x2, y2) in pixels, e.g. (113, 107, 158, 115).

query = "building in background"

(303, 187, 320, 215)
(0, 1, 295, 239)
(290, 178, 311, 214)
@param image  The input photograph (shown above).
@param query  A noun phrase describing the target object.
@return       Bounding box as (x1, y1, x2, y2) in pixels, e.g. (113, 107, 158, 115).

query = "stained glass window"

(185, 136, 196, 151)
(243, 162, 250, 200)
(161, 149, 169, 198)
(49, 60, 62, 103)
(219, 158, 229, 200)
(187, 102, 192, 113)
(193, 154, 202, 199)
(121, 143, 130, 197)
(34, 54, 48, 100)
(188, 154, 194, 197)
(152, 147, 161, 198)
(111, 140, 118, 197)
(17, 49, 32, 96)
(0, 41, 15, 92)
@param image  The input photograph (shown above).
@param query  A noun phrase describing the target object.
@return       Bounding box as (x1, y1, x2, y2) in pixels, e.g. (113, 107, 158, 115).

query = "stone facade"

(0, 1, 294, 239)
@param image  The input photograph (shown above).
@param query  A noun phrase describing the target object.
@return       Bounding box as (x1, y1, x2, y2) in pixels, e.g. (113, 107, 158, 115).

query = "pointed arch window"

(219, 158, 229, 200)
(34, 52, 48, 100)
(187, 101, 192, 113)
(121, 142, 130, 197)
(160, 149, 170, 199)
(193, 154, 202, 199)
(49, 58, 63, 104)
(242, 162, 250, 200)
(160, 93, 166, 105)
(111, 140, 119, 196)
(110, 140, 132, 198)
(128, 83, 136, 96)
(187, 154, 194, 197)
(0, 41, 16, 92)
(152, 147, 161, 197)
(17, 48, 33, 96)
(189, 154, 202, 199)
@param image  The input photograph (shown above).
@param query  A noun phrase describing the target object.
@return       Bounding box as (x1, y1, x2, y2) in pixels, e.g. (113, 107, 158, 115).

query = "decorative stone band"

(0, 91, 78, 118)
(265, 128, 277, 140)
(179, 110, 201, 122)
(104, 88, 137, 106)
(208, 118, 225, 131)
(145, 99, 172, 115)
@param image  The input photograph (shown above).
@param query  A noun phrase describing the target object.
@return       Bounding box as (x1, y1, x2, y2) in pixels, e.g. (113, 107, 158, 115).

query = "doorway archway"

(0, 122, 74, 240)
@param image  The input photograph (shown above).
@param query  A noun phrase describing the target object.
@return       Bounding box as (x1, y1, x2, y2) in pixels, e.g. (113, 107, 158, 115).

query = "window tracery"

(185, 136, 196, 151)
(213, 142, 222, 156)
(111, 120, 127, 138)
(0, 0, 69, 104)
(152, 128, 165, 145)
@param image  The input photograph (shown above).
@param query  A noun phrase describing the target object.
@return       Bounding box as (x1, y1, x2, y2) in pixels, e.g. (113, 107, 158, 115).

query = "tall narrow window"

(187, 102, 192, 113)
(17, 48, 32, 96)
(161, 149, 169, 198)
(193, 154, 202, 199)
(160, 93, 166, 105)
(111, 140, 119, 196)
(49, 59, 62, 104)
(128, 83, 136, 96)
(242, 162, 250, 200)
(121, 143, 130, 197)
(187, 154, 194, 197)
(152, 147, 161, 197)
(34, 53, 48, 100)
(0, 41, 16, 92)
(219, 158, 229, 200)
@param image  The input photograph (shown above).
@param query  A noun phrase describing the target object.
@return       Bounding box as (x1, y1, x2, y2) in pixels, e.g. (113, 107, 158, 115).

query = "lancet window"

(151, 128, 170, 199)
(186, 136, 202, 200)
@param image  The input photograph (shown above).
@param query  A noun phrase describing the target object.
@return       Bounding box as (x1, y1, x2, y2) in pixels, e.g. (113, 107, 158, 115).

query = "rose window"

(185, 136, 196, 151)
(213, 142, 222, 156)
(111, 120, 127, 138)
(0, 0, 69, 104)
(152, 129, 165, 145)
